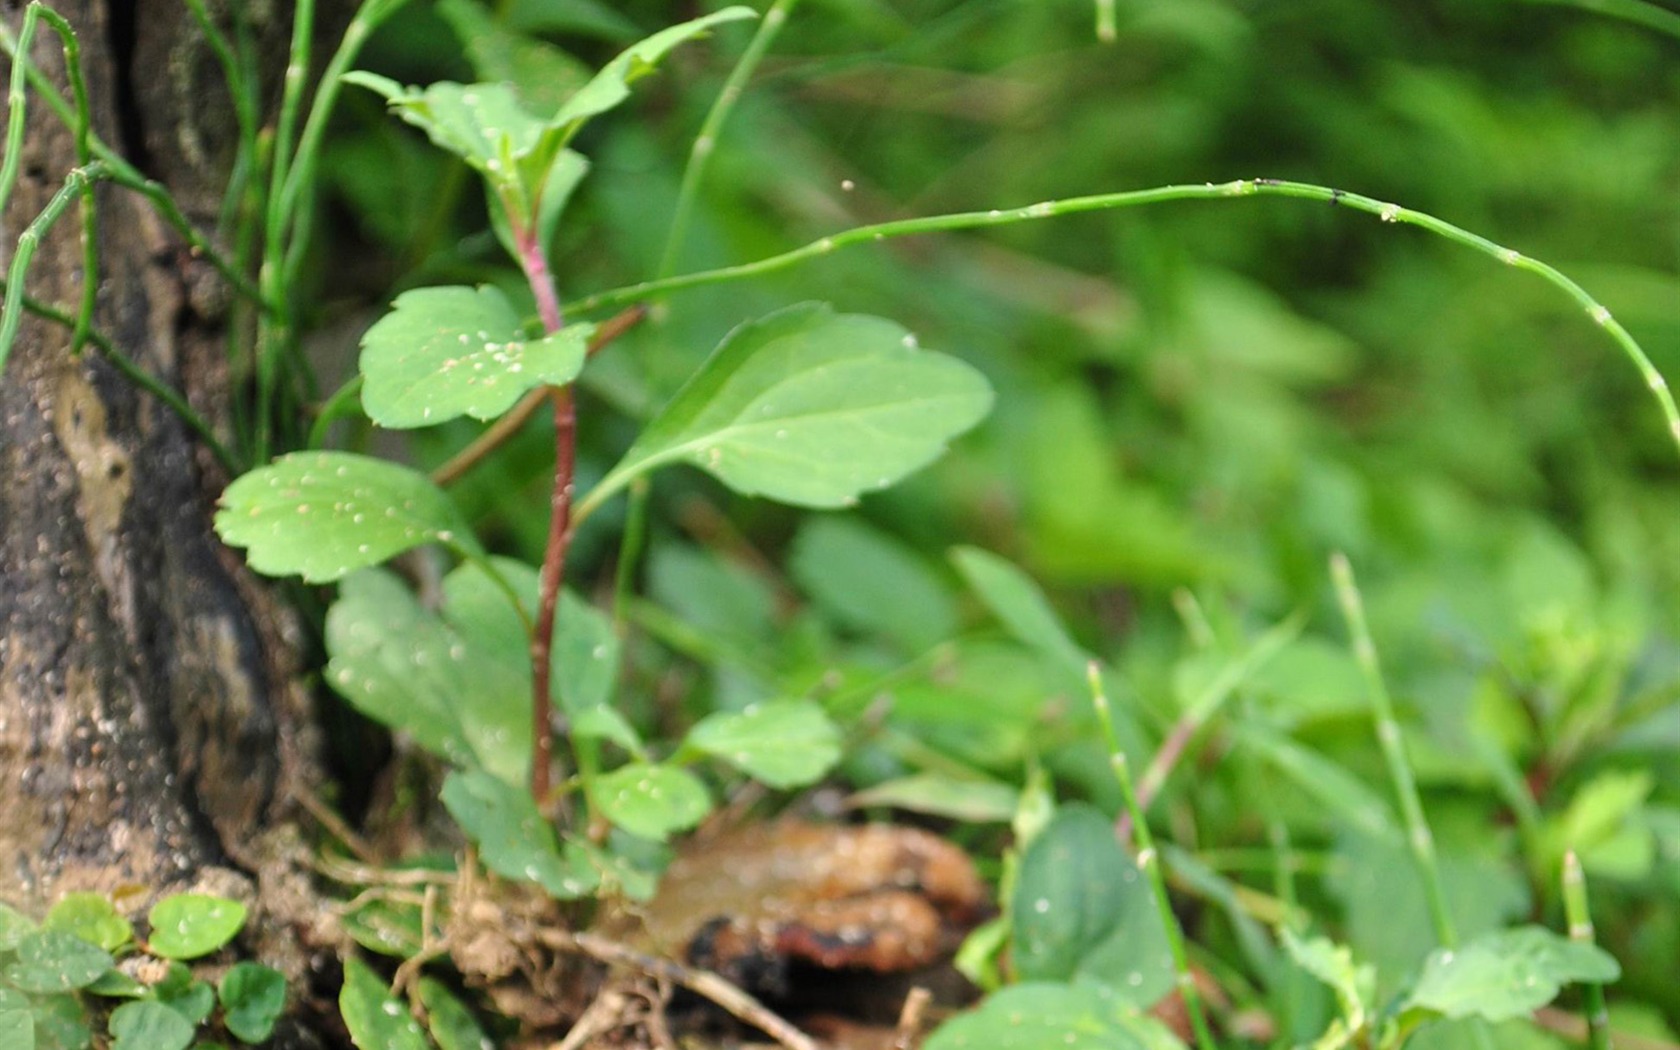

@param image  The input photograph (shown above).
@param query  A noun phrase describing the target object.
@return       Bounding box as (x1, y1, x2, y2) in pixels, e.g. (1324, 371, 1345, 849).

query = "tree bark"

(0, 0, 336, 1040)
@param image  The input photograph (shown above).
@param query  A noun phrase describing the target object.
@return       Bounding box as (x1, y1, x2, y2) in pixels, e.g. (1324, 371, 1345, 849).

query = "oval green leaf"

(108, 1001, 193, 1050)
(592, 762, 711, 841)
(1012, 804, 1175, 1005)
(585, 303, 993, 516)
(419, 977, 490, 1050)
(219, 962, 287, 1044)
(340, 957, 429, 1050)
(359, 286, 592, 428)
(684, 700, 842, 789)
(146, 895, 246, 961)
(216, 452, 477, 583)
(440, 770, 601, 899)
(1, 931, 113, 993)
(0, 1007, 29, 1050)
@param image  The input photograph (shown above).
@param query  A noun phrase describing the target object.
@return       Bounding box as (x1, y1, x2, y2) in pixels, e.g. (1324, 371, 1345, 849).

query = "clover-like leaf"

(359, 286, 592, 428)
(1, 931, 112, 993)
(1405, 926, 1621, 1022)
(0, 1006, 28, 1050)
(340, 957, 429, 1050)
(219, 962, 287, 1044)
(146, 895, 246, 961)
(585, 303, 992, 515)
(42, 894, 130, 953)
(592, 762, 711, 841)
(216, 452, 477, 583)
(108, 1001, 193, 1050)
(684, 701, 841, 788)
(441, 770, 601, 899)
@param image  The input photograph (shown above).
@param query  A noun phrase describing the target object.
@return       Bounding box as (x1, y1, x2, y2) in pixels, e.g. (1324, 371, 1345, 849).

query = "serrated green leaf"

(847, 773, 1019, 823)
(219, 963, 287, 1044)
(589, 303, 992, 514)
(542, 8, 756, 148)
(108, 1001, 193, 1050)
(924, 982, 1183, 1050)
(146, 895, 246, 961)
(1012, 804, 1175, 1006)
(216, 452, 477, 583)
(340, 957, 430, 1050)
(359, 286, 592, 428)
(43, 894, 131, 953)
(418, 978, 489, 1050)
(1, 932, 112, 993)
(440, 770, 601, 899)
(342, 73, 543, 185)
(592, 762, 711, 841)
(685, 700, 841, 788)
(1405, 926, 1621, 1022)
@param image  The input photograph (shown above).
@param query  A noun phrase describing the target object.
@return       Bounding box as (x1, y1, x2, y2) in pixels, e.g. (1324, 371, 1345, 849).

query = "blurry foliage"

(299, 0, 1680, 1042)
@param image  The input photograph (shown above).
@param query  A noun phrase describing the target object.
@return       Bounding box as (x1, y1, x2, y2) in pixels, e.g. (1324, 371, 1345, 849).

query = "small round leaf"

(592, 763, 711, 841)
(219, 962, 287, 1043)
(109, 1000, 194, 1050)
(146, 895, 247, 961)
(1, 931, 113, 993)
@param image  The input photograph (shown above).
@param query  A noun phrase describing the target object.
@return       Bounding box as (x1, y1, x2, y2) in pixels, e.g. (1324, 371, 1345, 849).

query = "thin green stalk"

(182, 0, 259, 238)
(657, 0, 800, 279)
(13, 7, 97, 354)
(611, 475, 652, 636)
(280, 0, 416, 286)
(1088, 662, 1217, 1050)
(566, 179, 1680, 461)
(0, 21, 259, 304)
(0, 3, 42, 229)
(254, 0, 317, 460)
(1563, 850, 1613, 1050)
(1329, 552, 1457, 949)
(0, 160, 104, 376)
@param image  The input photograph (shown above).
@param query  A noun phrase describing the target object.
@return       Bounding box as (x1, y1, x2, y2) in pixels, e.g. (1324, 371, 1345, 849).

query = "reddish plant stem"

(519, 223, 570, 804)
(529, 384, 577, 803)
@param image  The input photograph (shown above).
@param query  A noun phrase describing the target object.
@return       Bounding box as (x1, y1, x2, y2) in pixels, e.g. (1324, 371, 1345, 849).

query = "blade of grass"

(1088, 661, 1217, 1050)
(1329, 552, 1455, 949)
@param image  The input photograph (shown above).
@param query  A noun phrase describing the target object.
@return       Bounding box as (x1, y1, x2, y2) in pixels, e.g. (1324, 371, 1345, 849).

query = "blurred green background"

(313, 0, 1680, 1042)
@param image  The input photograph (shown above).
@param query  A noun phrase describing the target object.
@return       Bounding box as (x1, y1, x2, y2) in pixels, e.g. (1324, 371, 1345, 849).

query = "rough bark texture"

(0, 1, 336, 1039)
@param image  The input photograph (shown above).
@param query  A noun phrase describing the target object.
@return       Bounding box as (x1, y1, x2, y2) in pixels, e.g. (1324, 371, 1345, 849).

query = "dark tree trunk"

(0, 0, 338, 1040)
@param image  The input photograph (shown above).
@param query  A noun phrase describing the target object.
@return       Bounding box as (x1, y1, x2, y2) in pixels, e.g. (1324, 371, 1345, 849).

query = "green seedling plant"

(5, 1, 1673, 1047)
(214, 8, 996, 900)
(0, 892, 286, 1050)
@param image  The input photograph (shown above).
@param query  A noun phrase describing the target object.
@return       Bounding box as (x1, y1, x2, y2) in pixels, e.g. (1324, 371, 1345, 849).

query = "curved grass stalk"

(566, 178, 1680, 461)
(0, 161, 102, 376)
